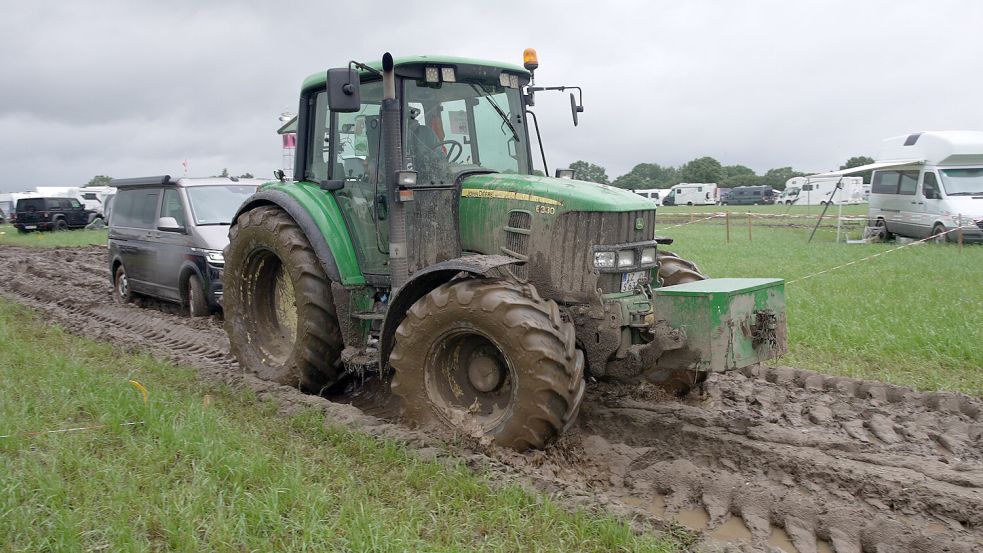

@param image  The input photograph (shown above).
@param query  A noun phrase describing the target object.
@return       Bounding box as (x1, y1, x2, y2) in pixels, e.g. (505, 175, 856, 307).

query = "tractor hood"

(460, 173, 654, 213)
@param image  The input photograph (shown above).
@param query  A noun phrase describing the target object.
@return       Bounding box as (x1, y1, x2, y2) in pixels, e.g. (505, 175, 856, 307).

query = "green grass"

(657, 203, 869, 217)
(0, 225, 107, 248)
(660, 220, 983, 395)
(0, 301, 682, 552)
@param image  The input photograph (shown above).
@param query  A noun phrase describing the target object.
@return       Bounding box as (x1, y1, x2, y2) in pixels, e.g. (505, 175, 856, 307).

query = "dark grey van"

(108, 176, 262, 315)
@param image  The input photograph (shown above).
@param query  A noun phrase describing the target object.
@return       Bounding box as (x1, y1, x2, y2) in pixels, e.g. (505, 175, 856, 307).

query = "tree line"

(568, 155, 875, 191)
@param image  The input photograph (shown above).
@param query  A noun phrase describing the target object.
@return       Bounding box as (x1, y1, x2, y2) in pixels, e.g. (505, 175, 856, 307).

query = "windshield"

(403, 79, 529, 185)
(186, 185, 258, 225)
(939, 168, 983, 196)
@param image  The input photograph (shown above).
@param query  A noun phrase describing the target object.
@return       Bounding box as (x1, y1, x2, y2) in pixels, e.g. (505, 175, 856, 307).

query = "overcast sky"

(1, 0, 980, 192)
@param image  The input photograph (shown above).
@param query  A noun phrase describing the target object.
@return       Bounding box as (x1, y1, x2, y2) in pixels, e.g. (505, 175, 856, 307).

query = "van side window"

(802, 184, 813, 191)
(114, 188, 161, 229)
(871, 171, 900, 194)
(160, 189, 186, 227)
(898, 171, 918, 195)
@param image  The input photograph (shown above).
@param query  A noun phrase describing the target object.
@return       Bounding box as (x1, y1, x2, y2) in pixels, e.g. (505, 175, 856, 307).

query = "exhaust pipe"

(381, 52, 408, 289)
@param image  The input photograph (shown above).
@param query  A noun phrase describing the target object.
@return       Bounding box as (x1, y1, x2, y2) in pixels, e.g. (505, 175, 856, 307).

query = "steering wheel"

(432, 140, 464, 163)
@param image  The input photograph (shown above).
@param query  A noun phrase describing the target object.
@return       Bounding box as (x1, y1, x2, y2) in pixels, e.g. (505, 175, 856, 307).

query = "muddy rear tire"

(390, 279, 585, 451)
(224, 205, 344, 393)
(655, 250, 707, 286)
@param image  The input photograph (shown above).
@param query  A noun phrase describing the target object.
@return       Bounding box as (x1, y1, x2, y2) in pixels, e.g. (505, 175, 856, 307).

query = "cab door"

(152, 187, 194, 301)
(917, 170, 944, 237)
(320, 80, 390, 278)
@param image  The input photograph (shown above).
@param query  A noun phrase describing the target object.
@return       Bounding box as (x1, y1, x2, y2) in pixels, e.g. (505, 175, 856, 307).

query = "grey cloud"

(0, 0, 980, 191)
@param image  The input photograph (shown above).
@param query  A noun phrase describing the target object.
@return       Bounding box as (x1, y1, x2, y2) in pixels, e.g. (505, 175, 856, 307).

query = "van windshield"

(186, 185, 258, 225)
(940, 168, 983, 196)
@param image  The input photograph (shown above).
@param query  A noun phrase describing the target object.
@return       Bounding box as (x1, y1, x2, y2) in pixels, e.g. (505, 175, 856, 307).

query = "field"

(0, 209, 980, 551)
(0, 301, 682, 552)
(0, 225, 107, 248)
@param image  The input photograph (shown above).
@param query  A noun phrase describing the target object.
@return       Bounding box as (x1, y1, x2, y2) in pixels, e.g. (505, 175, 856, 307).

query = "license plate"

(24, 225, 36, 230)
(621, 271, 645, 292)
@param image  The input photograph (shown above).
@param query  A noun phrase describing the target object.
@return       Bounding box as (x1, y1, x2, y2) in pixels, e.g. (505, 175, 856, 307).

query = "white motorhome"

(777, 176, 865, 205)
(662, 183, 718, 206)
(816, 131, 983, 242)
(632, 188, 663, 206)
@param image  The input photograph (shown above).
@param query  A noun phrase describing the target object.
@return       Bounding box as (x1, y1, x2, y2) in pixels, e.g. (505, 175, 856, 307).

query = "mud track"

(1, 246, 980, 552)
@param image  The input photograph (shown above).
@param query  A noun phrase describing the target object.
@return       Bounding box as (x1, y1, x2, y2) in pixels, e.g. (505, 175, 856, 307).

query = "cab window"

(160, 188, 186, 228)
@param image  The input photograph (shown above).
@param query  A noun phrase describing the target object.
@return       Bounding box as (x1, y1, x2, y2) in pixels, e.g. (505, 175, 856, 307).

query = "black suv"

(13, 197, 98, 232)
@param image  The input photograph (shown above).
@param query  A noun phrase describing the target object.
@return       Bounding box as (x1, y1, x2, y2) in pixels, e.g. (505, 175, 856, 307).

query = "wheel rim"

(117, 271, 128, 298)
(244, 249, 297, 365)
(424, 329, 516, 431)
(933, 226, 946, 243)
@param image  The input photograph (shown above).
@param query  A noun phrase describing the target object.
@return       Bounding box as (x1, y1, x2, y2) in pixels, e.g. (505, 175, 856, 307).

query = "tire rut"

(0, 246, 979, 552)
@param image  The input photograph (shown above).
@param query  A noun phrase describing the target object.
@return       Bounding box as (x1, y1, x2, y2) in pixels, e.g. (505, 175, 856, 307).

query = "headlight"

(617, 250, 635, 267)
(206, 250, 225, 265)
(640, 247, 656, 264)
(594, 251, 615, 268)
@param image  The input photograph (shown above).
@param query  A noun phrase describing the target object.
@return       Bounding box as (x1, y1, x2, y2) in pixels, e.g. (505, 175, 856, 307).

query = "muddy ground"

(1, 246, 980, 552)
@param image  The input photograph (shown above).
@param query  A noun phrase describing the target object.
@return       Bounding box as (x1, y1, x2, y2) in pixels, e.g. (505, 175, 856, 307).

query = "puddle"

(709, 516, 753, 541)
(766, 526, 834, 553)
(673, 508, 709, 531)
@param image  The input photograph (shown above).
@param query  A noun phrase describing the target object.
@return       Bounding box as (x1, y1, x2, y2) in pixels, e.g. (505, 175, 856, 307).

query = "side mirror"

(157, 216, 184, 232)
(569, 92, 583, 126)
(327, 68, 361, 113)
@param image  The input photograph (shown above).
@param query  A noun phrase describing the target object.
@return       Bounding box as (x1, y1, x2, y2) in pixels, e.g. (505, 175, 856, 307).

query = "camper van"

(721, 185, 776, 205)
(632, 188, 663, 205)
(819, 132, 983, 242)
(662, 183, 718, 206)
(778, 176, 865, 206)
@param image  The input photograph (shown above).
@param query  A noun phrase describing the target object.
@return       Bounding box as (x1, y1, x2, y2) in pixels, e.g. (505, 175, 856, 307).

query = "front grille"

(545, 210, 657, 295)
(503, 210, 531, 280)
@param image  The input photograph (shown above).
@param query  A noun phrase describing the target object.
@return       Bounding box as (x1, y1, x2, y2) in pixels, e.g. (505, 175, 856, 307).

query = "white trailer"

(663, 183, 718, 206)
(778, 176, 865, 205)
(632, 188, 663, 206)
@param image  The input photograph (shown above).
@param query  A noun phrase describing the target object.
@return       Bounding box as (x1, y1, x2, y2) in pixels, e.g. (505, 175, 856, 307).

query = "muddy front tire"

(390, 279, 585, 451)
(655, 250, 707, 286)
(187, 274, 209, 317)
(224, 205, 344, 393)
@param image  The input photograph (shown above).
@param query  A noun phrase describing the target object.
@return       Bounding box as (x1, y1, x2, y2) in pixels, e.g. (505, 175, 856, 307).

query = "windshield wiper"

(469, 84, 519, 142)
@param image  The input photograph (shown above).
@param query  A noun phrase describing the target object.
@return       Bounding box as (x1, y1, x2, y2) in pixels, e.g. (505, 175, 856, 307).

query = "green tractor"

(224, 51, 786, 450)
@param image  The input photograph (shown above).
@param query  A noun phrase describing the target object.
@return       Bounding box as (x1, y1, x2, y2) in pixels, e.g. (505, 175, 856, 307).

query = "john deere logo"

(635, 217, 645, 230)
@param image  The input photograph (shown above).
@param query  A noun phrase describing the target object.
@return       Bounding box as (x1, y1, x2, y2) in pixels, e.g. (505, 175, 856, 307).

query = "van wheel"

(114, 265, 133, 303)
(187, 274, 210, 317)
(874, 219, 893, 241)
(686, 202, 693, 206)
(932, 223, 948, 243)
(54, 219, 69, 231)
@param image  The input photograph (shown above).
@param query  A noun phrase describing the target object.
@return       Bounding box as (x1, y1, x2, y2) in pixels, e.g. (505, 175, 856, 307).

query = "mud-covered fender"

(379, 254, 522, 371)
(176, 259, 206, 300)
(232, 188, 345, 283)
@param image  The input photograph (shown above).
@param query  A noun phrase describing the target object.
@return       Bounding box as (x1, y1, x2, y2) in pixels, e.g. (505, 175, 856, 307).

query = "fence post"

(959, 214, 964, 252)
(726, 210, 731, 243)
(689, 209, 694, 224)
(747, 212, 753, 242)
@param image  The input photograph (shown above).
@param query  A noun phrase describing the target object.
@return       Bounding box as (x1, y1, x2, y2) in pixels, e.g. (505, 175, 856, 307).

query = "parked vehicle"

(815, 131, 983, 242)
(777, 176, 864, 206)
(13, 197, 99, 232)
(108, 176, 262, 315)
(662, 183, 718, 206)
(866, 132, 983, 242)
(720, 185, 776, 205)
(632, 188, 663, 205)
